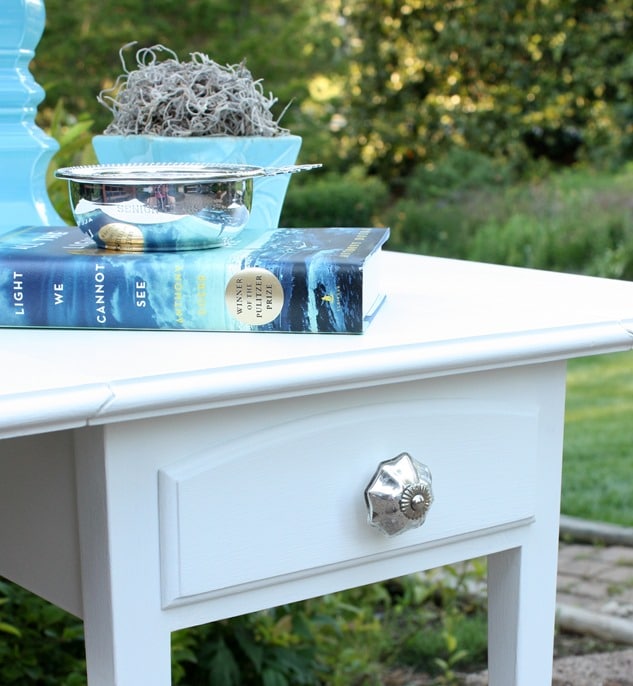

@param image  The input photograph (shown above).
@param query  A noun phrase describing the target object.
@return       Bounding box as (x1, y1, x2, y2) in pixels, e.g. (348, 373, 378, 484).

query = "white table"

(1, 250, 632, 685)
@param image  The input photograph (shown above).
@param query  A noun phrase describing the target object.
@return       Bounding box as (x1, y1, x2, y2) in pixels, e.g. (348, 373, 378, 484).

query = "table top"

(2, 250, 633, 438)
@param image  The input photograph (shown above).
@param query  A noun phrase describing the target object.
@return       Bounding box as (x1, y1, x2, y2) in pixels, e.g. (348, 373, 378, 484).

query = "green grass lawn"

(562, 350, 633, 526)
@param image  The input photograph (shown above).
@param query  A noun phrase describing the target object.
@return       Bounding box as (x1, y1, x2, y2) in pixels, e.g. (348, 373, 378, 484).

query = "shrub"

(469, 171, 633, 277)
(402, 149, 515, 203)
(280, 171, 389, 229)
(172, 606, 320, 686)
(2, 563, 489, 686)
(385, 162, 633, 279)
(383, 150, 516, 256)
(0, 579, 85, 686)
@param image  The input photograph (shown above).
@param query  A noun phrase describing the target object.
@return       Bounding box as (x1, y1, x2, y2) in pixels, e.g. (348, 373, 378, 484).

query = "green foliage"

(335, 0, 633, 180)
(1, 561, 490, 686)
(0, 601, 20, 639)
(469, 168, 633, 277)
(383, 149, 516, 258)
(306, 584, 391, 685)
(45, 100, 97, 223)
(392, 564, 488, 681)
(172, 606, 320, 686)
(401, 148, 515, 201)
(563, 352, 633, 526)
(34, 0, 633, 189)
(0, 579, 85, 685)
(385, 158, 633, 281)
(281, 170, 389, 228)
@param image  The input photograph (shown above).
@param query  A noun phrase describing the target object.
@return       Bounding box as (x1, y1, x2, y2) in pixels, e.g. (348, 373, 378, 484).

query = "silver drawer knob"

(365, 453, 434, 536)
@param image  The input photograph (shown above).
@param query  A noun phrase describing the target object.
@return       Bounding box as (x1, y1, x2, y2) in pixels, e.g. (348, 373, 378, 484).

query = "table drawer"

(158, 398, 538, 607)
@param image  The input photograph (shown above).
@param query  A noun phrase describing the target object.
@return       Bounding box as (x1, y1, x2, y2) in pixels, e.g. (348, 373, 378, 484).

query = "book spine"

(4, 252, 171, 330)
(0, 248, 365, 333)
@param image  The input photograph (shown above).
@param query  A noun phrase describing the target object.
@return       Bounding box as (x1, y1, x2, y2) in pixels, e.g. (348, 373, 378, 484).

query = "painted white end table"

(1, 251, 632, 685)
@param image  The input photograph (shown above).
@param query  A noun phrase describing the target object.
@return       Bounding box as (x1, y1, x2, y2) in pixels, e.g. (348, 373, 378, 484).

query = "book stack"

(0, 224, 389, 334)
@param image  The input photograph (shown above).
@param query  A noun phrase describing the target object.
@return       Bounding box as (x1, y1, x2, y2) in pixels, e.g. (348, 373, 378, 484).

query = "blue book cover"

(0, 225, 389, 333)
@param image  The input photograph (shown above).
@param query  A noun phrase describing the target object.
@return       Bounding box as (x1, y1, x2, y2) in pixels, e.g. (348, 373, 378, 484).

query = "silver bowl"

(55, 162, 318, 252)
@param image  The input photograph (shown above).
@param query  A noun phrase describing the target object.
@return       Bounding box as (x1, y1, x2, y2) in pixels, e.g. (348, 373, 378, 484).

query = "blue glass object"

(0, 0, 64, 234)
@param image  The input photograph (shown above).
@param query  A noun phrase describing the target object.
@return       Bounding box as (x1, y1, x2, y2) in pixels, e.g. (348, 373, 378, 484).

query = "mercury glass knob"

(364, 453, 434, 536)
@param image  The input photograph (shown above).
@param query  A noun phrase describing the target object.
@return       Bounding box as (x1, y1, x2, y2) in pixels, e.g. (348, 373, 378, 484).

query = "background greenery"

(35, 0, 633, 180)
(2, 0, 633, 683)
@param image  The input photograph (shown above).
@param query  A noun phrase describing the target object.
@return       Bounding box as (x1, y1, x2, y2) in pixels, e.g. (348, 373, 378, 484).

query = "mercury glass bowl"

(55, 162, 318, 252)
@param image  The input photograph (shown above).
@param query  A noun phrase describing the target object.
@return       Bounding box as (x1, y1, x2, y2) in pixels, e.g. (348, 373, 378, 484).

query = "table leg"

(487, 542, 558, 685)
(74, 426, 173, 686)
(82, 608, 172, 686)
(487, 362, 565, 685)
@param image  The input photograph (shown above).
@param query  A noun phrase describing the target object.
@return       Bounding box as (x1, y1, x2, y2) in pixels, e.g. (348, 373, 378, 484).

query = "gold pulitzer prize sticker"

(97, 223, 145, 251)
(225, 268, 284, 326)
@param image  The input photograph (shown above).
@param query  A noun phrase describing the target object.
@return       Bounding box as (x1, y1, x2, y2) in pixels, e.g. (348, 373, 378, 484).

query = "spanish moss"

(98, 43, 290, 137)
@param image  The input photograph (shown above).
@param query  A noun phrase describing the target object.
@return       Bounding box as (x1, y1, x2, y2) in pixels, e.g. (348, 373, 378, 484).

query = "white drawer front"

(158, 399, 538, 606)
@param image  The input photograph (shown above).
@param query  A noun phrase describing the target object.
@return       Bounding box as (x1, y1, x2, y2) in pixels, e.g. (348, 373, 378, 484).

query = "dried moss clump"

(98, 43, 290, 137)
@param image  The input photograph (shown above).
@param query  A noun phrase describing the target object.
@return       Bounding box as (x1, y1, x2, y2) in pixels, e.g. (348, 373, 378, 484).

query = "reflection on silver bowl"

(55, 162, 319, 252)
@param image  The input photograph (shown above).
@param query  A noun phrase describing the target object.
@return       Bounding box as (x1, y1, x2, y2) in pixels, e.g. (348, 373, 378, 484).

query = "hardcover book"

(0, 225, 389, 334)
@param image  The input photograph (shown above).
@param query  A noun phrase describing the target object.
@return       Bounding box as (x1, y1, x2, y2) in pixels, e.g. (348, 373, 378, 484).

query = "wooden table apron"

(1, 251, 633, 686)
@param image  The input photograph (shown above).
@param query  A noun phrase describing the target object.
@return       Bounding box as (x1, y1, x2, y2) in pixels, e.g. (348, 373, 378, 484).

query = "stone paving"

(557, 542, 633, 621)
(552, 542, 633, 685)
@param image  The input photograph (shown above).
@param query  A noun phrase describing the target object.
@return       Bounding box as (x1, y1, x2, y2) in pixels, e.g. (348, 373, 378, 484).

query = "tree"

(329, 0, 633, 181)
(33, 0, 633, 187)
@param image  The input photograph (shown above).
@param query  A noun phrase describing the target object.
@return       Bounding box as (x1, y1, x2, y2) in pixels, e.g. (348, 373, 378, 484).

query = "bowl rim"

(55, 162, 321, 185)
(54, 162, 264, 184)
